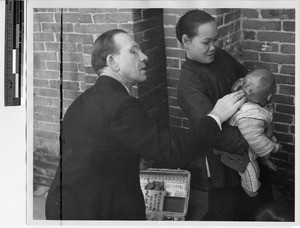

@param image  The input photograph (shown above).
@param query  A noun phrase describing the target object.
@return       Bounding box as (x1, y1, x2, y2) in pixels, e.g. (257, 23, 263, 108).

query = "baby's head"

(243, 69, 276, 106)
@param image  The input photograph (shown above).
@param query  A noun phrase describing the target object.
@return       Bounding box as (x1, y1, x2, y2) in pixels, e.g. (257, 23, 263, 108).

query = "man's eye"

(131, 47, 141, 54)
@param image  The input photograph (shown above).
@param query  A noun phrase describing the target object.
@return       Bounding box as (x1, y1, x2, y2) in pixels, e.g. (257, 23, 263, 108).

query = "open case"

(139, 168, 191, 221)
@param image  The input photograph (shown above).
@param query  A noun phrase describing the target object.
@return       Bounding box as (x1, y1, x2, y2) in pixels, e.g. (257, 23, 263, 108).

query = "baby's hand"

(273, 143, 281, 153)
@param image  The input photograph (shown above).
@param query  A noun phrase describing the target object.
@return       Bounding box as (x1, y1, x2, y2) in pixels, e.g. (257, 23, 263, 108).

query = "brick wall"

(164, 8, 295, 204)
(241, 9, 295, 204)
(33, 8, 168, 196)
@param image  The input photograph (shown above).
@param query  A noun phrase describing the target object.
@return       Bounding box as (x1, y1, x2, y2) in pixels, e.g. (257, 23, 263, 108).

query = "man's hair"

(175, 9, 215, 44)
(91, 29, 127, 75)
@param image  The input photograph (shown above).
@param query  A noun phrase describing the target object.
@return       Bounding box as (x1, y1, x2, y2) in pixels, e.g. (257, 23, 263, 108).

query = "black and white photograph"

(0, 0, 299, 227)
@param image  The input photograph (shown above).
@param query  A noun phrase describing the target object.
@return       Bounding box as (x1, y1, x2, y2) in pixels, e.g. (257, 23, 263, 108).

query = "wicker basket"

(140, 168, 191, 221)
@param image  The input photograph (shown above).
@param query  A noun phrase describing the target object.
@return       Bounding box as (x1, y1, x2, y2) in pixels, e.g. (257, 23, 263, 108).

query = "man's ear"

(106, 54, 119, 71)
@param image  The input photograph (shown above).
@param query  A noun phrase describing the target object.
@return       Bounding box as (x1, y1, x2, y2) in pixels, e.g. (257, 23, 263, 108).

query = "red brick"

(55, 13, 79, 23)
(33, 70, 59, 80)
(165, 37, 179, 48)
(78, 14, 92, 23)
(133, 18, 158, 33)
(242, 9, 259, 18)
(82, 44, 93, 55)
(280, 65, 295, 75)
(34, 52, 57, 61)
(243, 31, 256, 40)
(63, 62, 79, 72)
(132, 9, 142, 21)
(63, 90, 82, 99)
(142, 9, 162, 20)
(163, 9, 189, 15)
(36, 105, 60, 116)
(39, 122, 60, 133)
(276, 104, 295, 115)
(260, 53, 295, 64)
(144, 27, 163, 41)
(34, 13, 55, 22)
(290, 125, 294, 134)
(34, 23, 42, 32)
(34, 96, 53, 106)
(242, 41, 279, 52)
(62, 53, 84, 63)
(164, 14, 177, 26)
(34, 113, 53, 123)
(275, 74, 295, 85)
(272, 94, 294, 105)
(281, 44, 295, 54)
(166, 58, 179, 69)
(78, 8, 117, 14)
(274, 132, 294, 144)
(74, 23, 117, 34)
(243, 20, 281, 31)
(257, 31, 295, 43)
(34, 42, 45, 51)
(241, 50, 259, 61)
(274, 123, 290, 133)
(63, 43, 78, 52)
(166, 68, 181, 79)
(35, 88, 60, 98)
(261, 9, 295, 20)
(224, 10, 241, 24)
(34, 130, 59, 141)
(34, 79, 50, 88)
(279, 85, 295, 96)
(34, 33, 55, 42)
(33, 60, 47, 70)
(47, 62, 59, 71)
(244, 61, 279, 73)
(94, 13, 132, 23)
(63, 72, 85, 82)
(283, 21, 295, 32)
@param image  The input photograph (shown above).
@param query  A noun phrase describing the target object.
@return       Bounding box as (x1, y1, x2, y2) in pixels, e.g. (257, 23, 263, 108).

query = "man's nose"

(139, 51, 148, 62)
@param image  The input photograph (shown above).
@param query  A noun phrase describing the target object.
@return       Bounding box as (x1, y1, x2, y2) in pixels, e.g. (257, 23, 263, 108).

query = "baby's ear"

(266, 93, 272, 101)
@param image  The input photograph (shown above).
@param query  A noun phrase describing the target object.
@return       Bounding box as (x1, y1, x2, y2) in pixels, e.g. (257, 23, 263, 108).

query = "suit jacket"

(177, 49, 249, 188)
(45, 76, 221, 220)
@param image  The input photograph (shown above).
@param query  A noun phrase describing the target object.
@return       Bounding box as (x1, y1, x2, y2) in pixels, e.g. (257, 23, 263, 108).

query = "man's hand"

(209, 90, 246, 124)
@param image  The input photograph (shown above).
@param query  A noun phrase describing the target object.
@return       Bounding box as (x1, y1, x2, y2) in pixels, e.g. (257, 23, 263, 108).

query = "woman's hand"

(209, 90, 246, 124)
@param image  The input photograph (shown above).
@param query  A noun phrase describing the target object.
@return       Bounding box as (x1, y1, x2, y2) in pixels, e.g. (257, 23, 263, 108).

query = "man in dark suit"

(45, 29, 246, 220)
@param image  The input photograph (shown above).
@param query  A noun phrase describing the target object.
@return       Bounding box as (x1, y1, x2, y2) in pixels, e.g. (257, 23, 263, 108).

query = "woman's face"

(185, 21, 218, 64)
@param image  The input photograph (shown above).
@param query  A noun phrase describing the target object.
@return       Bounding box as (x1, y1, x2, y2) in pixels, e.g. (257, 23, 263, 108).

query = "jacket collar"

(95, 75, 130, 94)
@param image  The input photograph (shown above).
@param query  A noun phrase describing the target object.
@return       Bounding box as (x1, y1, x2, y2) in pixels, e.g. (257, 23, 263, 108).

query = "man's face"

(113, 33, 148, 87)
(186, 21, 219, 64)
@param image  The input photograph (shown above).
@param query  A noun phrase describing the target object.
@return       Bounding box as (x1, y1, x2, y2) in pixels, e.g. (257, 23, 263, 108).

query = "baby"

(222, 69, 281, 197)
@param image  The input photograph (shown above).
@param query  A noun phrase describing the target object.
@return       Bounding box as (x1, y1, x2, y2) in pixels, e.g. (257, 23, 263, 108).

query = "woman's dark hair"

(175, 9, 215, 44)
(91, 29, 127, 75)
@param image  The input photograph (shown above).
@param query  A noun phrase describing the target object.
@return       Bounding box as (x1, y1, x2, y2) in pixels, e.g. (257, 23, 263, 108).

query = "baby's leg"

(258, 156, 277, 171)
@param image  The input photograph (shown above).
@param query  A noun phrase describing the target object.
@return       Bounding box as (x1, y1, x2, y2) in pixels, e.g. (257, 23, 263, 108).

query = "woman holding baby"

(176, 9, 276, 221)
